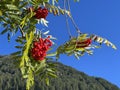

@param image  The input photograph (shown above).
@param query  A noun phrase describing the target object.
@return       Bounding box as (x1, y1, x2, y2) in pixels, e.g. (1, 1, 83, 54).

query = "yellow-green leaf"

(0, 10, 2, 16)
(45, 77, 49, 86)
(26, 69, 34, 90)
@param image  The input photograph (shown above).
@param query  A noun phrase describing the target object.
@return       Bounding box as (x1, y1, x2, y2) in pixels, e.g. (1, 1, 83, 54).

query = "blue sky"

(0, 0, 120, 88)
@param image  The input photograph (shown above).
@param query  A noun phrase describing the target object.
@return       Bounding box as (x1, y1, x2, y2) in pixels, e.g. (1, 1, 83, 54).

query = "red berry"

(34, 7, 48, 19)
(47, 36, 51, 38)
(31, 37, 52, 61)
(76, 38, 92, 48)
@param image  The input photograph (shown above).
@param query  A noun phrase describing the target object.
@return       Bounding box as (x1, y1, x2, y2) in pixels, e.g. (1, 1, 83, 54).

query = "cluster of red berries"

(76, 38, 92, 48)
(34, 7, 48, 19)
(31, 36, 52, 61)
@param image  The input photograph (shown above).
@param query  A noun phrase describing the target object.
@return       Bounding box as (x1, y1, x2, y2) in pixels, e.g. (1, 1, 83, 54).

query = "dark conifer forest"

(0, 55, 120, 90)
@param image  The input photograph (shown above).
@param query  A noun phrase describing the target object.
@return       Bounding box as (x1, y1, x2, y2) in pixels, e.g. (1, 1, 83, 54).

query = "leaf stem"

(64, 0, 72, 38)
(66, 0, 82, 34)
(19, 25, 25, 37)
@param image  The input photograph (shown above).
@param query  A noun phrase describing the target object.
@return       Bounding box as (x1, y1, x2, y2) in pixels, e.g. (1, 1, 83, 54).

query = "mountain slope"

(0, 55, 119, 90)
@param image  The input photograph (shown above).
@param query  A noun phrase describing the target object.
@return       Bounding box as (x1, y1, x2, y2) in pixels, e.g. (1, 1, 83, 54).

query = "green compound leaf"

(20, 31, 34, 68)
(26, 68, 34, 90)
(56, 34, 117, 60)
(20, 11, 35, 28)
(19, 31, 57, 90)
(91, 35, 117, 50)
(34, 60, 46, 74)
(20, 31, 34, 90)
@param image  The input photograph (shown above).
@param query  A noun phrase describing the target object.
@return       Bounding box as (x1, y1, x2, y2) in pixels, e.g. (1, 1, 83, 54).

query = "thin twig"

(19, 25, 25, 37)
(64, 0, 72, 38)
(66, 0, 82, 34)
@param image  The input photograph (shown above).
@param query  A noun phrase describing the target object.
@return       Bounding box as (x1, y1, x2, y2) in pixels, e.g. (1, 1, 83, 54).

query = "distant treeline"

(0, 55, 120, 90)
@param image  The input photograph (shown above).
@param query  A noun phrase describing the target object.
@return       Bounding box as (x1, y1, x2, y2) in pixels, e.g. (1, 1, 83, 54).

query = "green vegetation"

(0, 55, 119, 90)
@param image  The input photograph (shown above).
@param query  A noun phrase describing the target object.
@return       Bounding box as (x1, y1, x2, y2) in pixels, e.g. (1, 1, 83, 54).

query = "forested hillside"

(0, 55, 119, 90)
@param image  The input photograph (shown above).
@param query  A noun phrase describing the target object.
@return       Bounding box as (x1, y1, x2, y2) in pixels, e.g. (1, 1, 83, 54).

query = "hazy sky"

(0, 0, 120, 88)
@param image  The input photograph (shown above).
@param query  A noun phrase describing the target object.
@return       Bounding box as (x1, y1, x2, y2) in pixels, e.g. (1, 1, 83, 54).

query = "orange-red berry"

(34, 7, 48, 19)
(31, 37, 52, 61)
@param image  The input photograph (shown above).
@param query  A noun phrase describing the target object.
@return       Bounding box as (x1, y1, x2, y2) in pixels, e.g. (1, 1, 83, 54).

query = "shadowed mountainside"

(0, 55, 120, 90)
